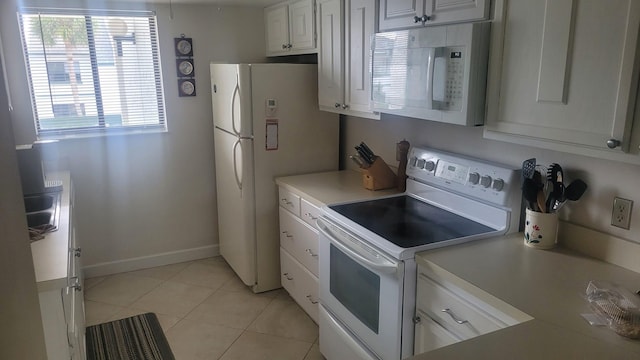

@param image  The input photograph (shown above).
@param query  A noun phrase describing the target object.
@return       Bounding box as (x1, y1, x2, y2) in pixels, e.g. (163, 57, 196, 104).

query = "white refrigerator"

(210, 63, 339, 293)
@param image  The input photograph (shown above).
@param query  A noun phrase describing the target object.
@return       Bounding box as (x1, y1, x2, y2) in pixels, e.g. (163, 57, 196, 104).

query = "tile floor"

(84, 256, 324, 360)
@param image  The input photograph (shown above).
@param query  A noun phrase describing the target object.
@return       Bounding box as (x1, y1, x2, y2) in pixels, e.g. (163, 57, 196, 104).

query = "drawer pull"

(281, 231, 293, 238)
(412, 315, 421, 324)
(442, 308, 468, 324)
(281, 198, 293, 206)
(305, 248, 318, 257)
(283, 272, 294, 281)
(304, 212, 318, 220)
(306, 295, 319, 304)
(69, 276, 82, 292)
(73, 247, 82, 257)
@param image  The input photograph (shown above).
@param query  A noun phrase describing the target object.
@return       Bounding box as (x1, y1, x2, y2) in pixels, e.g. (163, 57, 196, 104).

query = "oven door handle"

(317, 218, 399, 274)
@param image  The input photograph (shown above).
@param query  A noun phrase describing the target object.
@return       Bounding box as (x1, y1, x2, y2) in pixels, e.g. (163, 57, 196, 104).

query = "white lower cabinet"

(414, 260, 532, 354)
(278, 186, 320, 323)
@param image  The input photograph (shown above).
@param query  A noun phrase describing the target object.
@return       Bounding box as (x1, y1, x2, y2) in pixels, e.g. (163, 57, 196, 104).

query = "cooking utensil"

(350, 155, 364, 167)
(522, 178, 540, 211)
(355, 145, 374, 165)
(533, 170, 546, 213)
(360, 142, 376, 159)
(521, 158, 536, 182)
(546, 163, 564, 213)
(565, 179, 587, 201)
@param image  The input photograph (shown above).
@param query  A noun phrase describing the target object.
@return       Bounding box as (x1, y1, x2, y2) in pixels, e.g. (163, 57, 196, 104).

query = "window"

(19, 9, 166, 137)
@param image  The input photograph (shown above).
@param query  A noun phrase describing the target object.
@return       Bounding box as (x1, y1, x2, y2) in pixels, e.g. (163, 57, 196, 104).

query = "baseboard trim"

(82, 245, 220, 278)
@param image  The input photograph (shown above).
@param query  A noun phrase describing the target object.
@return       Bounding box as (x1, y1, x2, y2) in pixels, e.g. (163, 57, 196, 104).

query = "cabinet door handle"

(304, 212, 318, 220)
(282, 44, 288, 49)
(607, 139, 621, 149)
(283, 272, 294, 280)
(412, 315, 421, 324)
(334, 103, 341, 108)
(282, 231, 293, 238)
(305, 248, 318, 257)
(287, 44, 293, 49)
(442, 308, 468, 324)
(341, 104, 349, 110)
(306, 294, 319, 304)
(413, 15, 432, 24)
(281, 198, 293, 205)
(69, 276, 82, 292)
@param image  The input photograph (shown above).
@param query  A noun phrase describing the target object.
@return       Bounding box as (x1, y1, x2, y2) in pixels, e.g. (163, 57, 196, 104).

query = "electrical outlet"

(611, 197, 633, 229)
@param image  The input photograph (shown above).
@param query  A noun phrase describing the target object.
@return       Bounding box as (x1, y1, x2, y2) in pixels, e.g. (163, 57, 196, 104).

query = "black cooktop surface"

(329, 195, 496, 248)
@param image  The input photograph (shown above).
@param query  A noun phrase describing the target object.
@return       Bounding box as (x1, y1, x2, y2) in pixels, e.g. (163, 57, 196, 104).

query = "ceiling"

(121, 0, 284, 6)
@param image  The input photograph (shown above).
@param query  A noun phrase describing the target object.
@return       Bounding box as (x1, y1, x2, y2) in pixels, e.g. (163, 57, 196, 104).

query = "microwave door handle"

(317, 218, 398, 274)
(426, 47, 436, 109)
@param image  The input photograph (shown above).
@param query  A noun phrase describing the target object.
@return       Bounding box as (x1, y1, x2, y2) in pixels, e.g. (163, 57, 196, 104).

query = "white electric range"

(317, 147, 522, 360)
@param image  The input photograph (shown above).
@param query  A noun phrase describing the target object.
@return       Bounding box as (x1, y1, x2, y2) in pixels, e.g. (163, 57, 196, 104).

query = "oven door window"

(329, 244, 380, 333)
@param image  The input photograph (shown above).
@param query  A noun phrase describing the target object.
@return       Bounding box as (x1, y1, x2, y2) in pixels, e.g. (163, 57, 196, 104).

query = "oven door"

(317, 217, 404, 360)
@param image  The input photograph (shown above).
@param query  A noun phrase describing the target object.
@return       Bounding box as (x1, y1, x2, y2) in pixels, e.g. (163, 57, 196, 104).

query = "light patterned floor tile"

(84, 300, 126, 326)
(108, 307, 181, 332)
(169, 260, 236, 290)
(220, 331, 312, 360)
(124, 261, 192, 280)
(131, 280, 214, 317)
(85, 273, 162, 306)
(165, 319, 243, 360)
(186, 289, 273, 329)
(248, 299, 319, 343)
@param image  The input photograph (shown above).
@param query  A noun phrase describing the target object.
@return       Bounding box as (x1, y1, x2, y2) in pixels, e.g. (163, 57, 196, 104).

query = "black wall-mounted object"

(174, 35, 195, 97)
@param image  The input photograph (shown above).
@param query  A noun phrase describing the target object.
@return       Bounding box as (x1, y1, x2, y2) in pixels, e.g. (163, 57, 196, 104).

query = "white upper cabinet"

(317, 0, 380, 119)
(265, 0, 317, 56)
(379, 0, 489, 31)
(484, 0, 640, 161)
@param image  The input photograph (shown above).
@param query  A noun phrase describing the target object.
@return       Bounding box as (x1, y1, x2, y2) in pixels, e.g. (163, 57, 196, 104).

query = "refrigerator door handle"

(232, 138, 243, 192)
(231, 74, 241, 136)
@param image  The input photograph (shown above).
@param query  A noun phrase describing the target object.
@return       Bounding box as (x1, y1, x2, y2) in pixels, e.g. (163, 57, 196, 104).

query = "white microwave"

(371, 22, 490, 126)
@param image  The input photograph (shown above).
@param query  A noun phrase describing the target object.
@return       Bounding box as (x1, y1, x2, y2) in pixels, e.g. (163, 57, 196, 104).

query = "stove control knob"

(468, 172, 480, 185)
(480, 175, 492, 188)
(424, 161, 436, 172)
(492, 178, 505, 191)
(416, 159, 426, 169)
(409, 156, 418, 167)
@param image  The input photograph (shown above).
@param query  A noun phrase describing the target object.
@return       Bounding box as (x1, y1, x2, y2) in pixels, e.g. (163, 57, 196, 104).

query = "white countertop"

(30, 172, 71, 292)
(275, 169, 400, 207)
(413, 233, 640, 359)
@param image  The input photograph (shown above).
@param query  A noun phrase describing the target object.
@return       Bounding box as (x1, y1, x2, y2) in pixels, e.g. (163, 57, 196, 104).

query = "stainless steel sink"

(24, 191, 61, 234)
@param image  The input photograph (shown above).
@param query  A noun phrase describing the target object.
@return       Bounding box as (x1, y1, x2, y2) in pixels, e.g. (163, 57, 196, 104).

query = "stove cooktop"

(329, 195, 496, 248)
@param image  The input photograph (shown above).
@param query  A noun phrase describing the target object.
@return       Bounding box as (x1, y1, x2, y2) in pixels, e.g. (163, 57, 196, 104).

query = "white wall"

(1, 0, 267, 270)
(343, 114, 640, 244)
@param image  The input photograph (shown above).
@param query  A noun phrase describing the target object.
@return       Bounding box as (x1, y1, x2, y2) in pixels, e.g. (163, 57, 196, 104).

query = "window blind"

(19, 8, 166, 137)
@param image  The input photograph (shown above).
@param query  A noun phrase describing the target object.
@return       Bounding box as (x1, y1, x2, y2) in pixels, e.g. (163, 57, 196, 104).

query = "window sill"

(37, 126, 168, 141)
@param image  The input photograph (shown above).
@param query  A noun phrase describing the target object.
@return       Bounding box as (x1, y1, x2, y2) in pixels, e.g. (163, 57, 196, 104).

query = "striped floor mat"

(86, 313, 175, 360)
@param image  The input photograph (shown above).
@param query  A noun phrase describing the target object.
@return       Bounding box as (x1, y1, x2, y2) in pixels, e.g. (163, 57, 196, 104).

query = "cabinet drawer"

(414, 309, 461, 354)
(280, 247, 319, 323)
(279, 188, 301, 216)
(279, 207, 319, 276)
(417, 273, 503, 340)
(300, 198, 320, 228)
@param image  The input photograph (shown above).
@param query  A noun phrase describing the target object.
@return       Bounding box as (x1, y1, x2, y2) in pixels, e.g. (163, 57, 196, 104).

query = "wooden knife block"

(362, 157, 397, 190)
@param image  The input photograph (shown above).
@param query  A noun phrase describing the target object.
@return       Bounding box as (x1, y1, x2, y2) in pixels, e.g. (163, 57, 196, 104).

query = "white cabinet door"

(345, 0, 378, 115)
(427, 0, 489, 24)
(289, 0, 316, 50)
(379, 0, 489, 31)
(379, 0, 425, 31)
(485, 0, 640, 156)
(317, 0, 344, 109)
(265, 5, 290, 55)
